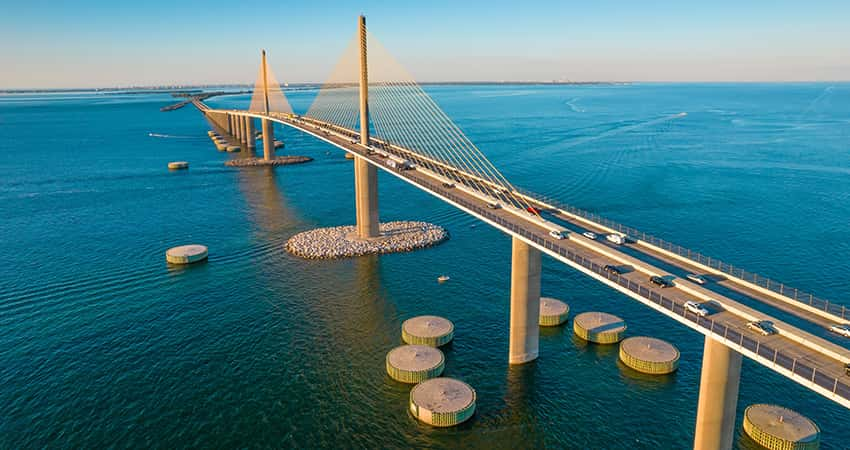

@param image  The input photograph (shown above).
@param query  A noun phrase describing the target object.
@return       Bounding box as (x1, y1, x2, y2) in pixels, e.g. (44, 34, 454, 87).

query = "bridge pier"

(354, 156, 379, 238)
(245, 117, 255, 149)
(262, 118, 275, 160)
(509, 237, 541, 364)
(693, 337, 742, 450)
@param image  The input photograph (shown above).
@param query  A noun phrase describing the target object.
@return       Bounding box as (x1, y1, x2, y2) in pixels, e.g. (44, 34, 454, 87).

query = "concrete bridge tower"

(354, 14, 380, 239)
(260, 49, 276, 161)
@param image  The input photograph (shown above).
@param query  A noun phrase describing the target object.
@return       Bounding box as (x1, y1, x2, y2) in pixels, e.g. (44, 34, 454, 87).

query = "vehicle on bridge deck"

(487, 202, 501, 209)
(603, 264, 622, 275)
(386, 157, 413, 170)
(845, 363, 850, 376)
(747, 320, 776, 336)
(549, 230, 566, 240)
(649, 275, 674, 288)
(606, 233, 627, 245)
(526, 206, 541, 215)
(582, 231, 598, 240)
(442, 182, 455, 188)
(829, 324, 850, 338)
(686, 273, 708, 285)
(685, 300, 710, 316)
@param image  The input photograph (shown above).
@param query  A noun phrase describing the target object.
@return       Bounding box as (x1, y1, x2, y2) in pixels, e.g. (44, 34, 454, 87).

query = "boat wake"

(148, 132, 198, 139)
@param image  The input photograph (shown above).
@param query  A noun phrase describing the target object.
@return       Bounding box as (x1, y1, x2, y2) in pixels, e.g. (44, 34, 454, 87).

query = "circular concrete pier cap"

(386, 345, 445, 383)
(402, 315, 454, 347)
(166, 244, 208, 264)
(539, 297, 570, 326)
(619, 336, 679, 374)
(167, 161, 189, 170)
(743, 404, 820, 450)
(409, 377, 476, 427)
(573, 311, 627, 344)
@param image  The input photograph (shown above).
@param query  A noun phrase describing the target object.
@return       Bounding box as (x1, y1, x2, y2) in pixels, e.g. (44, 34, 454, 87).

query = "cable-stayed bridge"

(191, 16, 850, 449)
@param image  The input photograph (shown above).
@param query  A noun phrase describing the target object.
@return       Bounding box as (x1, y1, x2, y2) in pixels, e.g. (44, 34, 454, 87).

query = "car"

(442, 182, 455, 188)
(603, 264, 622, 275)
(747, 320, 775, 336)
(845, 363, 850, 376)
(606, 234, 627, 245)
(526, 206, 541, 215)
(649, 275, 674, 288)
(829, 324, 850, 338)
(582, 231, 598, 240)
(686, 273, 708, 285)
(549, 230, 566, 240)
(684, 301, 710, 316)
(487, 202, 501, 209)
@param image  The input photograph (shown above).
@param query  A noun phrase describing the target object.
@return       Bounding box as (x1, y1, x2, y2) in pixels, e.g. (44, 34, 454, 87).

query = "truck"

(386, 157, 413, 170)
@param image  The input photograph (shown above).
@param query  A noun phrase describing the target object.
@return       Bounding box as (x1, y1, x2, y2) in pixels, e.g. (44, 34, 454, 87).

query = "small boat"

(437, 275, 450, 283)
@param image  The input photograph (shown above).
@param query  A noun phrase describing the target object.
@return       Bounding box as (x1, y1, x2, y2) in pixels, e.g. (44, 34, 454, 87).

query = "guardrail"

(409, 177, 850, 404)
(514, 187, 849, 321)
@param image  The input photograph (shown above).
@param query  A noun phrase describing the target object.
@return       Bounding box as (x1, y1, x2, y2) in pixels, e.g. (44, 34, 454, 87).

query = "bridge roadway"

(203, 106, 850, 409)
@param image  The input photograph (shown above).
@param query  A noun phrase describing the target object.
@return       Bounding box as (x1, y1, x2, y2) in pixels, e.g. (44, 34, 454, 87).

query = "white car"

(684, 301, 709, 317)
(549, 230, 566, 240)
(606, 234, 627, 245)
(686, 273, 708, 285)
(829, 324, 850, 338)
(582, 231, 597, 240)
(747, 320, 775, 336)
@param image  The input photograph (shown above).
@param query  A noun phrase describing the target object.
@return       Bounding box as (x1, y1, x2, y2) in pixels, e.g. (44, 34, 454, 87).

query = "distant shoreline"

(5, 80, 849, 94)
(1, 81, 623, 94)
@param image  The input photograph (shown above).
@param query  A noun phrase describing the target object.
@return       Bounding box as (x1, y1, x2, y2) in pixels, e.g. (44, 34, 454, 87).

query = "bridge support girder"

(509, 236, 541, 364)
(262, 118, 275, 161)
(694, 337, 742, 450)
(354, 156, 379, 238)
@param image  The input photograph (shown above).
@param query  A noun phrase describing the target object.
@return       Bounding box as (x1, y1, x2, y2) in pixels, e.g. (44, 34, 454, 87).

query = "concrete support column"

(694, 337, 743, 450)
(354, 156, 379, 238)
(509, 237, 541, 364)
(246, 117, 255, 149)
(262, 118, 275, 161)
(238, 116, 246, 144)
(227, 114, 233, 135)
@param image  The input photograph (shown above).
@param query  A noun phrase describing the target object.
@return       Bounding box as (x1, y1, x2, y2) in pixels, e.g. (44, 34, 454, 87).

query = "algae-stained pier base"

(285, 221, 448, 259)
(224, 156, 313, 168)
(386, 345, 445, 383)
(409, 377, 476, 427)
(573, 311, 627, 344)
(742, 404, 820, 450)
(166, 245, 208, 265)
(539, 297, 570, 326)
(619, 336, 680, 374)
(402, 315, 454, 347)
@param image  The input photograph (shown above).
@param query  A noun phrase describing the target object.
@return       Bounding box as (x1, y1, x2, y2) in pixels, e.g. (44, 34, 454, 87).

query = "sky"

(1, 0, 849, 88)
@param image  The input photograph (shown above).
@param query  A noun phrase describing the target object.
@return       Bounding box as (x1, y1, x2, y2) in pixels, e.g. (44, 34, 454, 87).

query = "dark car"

(844, 363, 850, 376)
(442, 182, 455, 188)
(649, 275, 674, 288)
(603, 265, 622, 275)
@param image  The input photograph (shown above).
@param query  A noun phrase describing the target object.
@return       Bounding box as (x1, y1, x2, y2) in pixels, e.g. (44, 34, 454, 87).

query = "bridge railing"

(513, 187, 848, 321)
(409, 177, 850, 404)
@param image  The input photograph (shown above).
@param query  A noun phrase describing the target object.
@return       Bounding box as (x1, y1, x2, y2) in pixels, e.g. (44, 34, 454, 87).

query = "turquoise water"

(1, 84, 849, 448)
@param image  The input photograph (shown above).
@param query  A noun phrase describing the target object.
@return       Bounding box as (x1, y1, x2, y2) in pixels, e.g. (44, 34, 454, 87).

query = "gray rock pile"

(286, 221, 449, 259)
(225, 156, 312, 168)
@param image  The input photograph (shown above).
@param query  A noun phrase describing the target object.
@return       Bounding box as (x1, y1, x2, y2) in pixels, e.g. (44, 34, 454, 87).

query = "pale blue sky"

(2, 0, 849, 88)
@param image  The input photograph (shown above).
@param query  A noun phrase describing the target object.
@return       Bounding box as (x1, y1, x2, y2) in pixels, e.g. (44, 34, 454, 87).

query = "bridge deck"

(201, 106, 850, 409)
